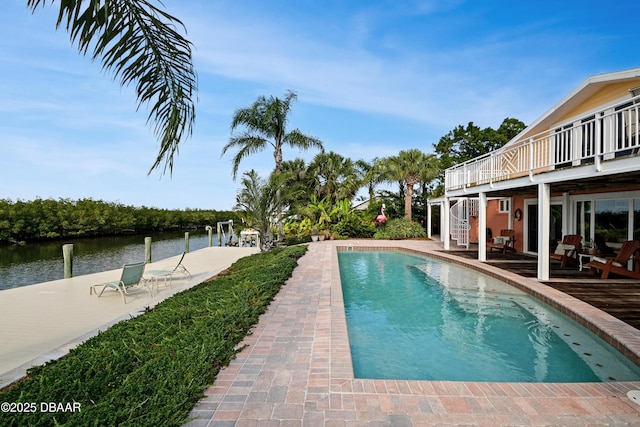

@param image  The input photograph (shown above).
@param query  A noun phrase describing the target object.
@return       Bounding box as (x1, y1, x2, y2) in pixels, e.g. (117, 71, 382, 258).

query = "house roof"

(509, 67, 640, 145)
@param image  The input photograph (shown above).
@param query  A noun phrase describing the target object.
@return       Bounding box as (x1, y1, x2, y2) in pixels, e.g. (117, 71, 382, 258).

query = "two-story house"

(437, 67, 640, 280)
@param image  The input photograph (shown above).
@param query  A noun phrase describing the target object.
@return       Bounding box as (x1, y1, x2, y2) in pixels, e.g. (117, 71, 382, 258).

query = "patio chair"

(90, 261, 149, 303)
(587, 240, 640, 279)
(487, 229, 516, 254)
(550, 234, 582, 268)
(145, 252, 192, 290)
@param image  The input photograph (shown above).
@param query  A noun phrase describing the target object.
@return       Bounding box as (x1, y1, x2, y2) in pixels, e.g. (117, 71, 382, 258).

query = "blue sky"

(1, 0, 639, 210)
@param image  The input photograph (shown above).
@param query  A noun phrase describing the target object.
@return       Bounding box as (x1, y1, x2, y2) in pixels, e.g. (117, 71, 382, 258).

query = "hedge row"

(0, 245, 308, 426)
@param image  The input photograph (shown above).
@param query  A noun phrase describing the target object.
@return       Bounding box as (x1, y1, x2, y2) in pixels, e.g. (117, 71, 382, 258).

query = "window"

(576, 200, 591, 242)
(498, 199, 510, 213)
(595, 199, 629, 251)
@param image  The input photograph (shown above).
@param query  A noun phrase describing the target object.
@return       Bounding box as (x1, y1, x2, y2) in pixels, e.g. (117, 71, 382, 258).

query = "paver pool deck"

(0, 246, 259, 389)
(186, 240, 640, 427)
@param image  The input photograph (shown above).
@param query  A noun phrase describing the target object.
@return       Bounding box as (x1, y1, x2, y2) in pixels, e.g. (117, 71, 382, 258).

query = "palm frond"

(223, 135, 269, 179)
(28, 0, 197, 175)
(284, 129, 324, 151)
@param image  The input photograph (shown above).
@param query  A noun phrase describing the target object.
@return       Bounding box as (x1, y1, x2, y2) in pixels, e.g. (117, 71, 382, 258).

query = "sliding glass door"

(525, 203, 563, 253)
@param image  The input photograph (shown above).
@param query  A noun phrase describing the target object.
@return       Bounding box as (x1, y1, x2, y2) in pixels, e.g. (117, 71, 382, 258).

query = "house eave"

(506, 67, 640, 147)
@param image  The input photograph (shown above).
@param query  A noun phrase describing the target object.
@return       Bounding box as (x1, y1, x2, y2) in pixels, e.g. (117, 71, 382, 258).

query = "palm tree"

(382, 149, 438, 220)
(355, 157, 386, 202)
(280, 158, 310, 212)
(235, 170, 295, 250)
(223, 91, 323, 239)
(28, 0, 198, 175)
(307, 151, 360, 207)
(222, 90, 323, 179)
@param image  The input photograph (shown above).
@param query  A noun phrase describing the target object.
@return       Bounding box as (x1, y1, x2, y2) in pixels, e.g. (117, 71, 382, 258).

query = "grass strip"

(0, 245, 308, 427)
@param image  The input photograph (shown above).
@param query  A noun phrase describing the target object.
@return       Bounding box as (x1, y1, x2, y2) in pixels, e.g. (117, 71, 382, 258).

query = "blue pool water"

(338, 250, 640, 382)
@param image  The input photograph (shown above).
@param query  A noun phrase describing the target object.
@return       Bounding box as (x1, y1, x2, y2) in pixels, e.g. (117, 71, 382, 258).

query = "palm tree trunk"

(276, 186, 284, 240)
(405, 184, 413, 220)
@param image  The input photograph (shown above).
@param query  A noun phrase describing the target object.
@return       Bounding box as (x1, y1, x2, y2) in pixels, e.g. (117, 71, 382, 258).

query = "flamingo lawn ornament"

(375, 204, 387, 224)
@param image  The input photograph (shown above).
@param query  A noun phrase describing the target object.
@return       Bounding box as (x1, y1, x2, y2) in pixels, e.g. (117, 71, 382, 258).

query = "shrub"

(283, 235, 312, 245)
(374, 218, 427, 240)
(333, 215, 376, 238)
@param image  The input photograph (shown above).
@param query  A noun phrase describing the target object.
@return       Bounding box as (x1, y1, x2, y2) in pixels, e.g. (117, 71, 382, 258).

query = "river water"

(0, 230, 225, 291)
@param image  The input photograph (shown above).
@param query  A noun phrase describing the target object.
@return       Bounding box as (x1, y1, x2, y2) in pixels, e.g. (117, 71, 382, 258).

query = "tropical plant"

(235, 170, 298, 250)
(333, 212, 376, 238)
(307, 151, 360, 206)
(298, 195, 332, 232)
(222, 90, 323, 179)
(28, 0, 198, 175)
(380, 149, 438, 220)
(374, 218, 427, 240)
(329, 199, 352, 224)
(355, 157, 386, 202)
(223, 91, 323, 239)
(279, 158, 311, 212)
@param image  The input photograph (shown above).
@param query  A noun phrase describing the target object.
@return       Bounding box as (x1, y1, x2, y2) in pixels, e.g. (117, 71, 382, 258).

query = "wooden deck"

(444, 251, 640, 330)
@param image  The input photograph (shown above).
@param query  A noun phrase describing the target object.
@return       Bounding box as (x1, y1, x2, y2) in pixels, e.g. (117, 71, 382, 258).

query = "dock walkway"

(0, 246, 259, 389)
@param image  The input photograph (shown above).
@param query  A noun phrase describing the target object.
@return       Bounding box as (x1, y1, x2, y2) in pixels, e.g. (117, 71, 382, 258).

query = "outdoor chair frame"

(90, 261, 149, 303)
(487, 229, 516, 254)
(550, 234, 582, 268)
(587, 240, 640, 279)
(145, 252, 192, 291)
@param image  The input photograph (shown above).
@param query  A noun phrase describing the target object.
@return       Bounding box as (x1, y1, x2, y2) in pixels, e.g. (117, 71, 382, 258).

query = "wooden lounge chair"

(550, 234, 582, 268)
(90, 261, 149, 303)
(587, 240, 640, 279)
(487, 229, 516, 254)
(145, 252, 192, 290)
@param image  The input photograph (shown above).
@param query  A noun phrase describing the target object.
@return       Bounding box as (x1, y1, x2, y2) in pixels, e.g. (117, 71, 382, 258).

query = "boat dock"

(0, 246, 259, 389)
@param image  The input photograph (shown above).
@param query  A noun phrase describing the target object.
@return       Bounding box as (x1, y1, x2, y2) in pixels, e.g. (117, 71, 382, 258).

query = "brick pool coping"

(186, 240, 640, 426)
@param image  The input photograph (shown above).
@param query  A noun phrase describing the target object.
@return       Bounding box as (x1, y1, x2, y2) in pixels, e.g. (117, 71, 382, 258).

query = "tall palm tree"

(223, 91, 323, 239)
(383, 149, 438, 220)
(28, 0, 198, 175)
(222, 90, 323, 179)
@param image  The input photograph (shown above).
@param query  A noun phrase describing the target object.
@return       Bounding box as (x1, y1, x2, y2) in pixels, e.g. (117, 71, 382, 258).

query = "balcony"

(445, 96, 640, 192)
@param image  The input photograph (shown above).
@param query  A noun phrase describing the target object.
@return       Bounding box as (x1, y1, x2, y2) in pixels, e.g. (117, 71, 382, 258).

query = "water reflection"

(0, 231, 218, 291)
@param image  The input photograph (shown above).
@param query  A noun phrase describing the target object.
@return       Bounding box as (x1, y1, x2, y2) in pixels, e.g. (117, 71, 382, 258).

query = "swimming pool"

(338, 249, 640, 382)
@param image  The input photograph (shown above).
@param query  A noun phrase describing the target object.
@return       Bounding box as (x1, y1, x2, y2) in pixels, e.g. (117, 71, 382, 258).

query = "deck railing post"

(62, 244, 73, 278)
(528, 138, 534, 180)
(595, 114, 602, 171)
(145, 237, 152, 263)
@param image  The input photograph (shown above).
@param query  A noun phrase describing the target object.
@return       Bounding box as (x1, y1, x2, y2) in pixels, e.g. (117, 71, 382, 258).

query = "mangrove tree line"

(0, 198, 240, 243)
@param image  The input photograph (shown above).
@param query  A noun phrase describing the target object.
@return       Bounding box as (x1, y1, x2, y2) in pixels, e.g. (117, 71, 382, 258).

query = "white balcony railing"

(445, 96, 640, 192)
